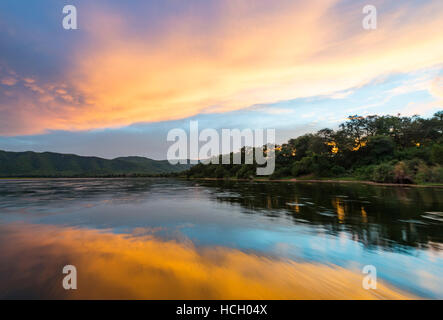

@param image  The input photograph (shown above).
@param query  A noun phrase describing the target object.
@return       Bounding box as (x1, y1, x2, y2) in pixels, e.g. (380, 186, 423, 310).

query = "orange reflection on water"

(361, 206, 368, 224)
(332, 198, 345, 223)
(0, 223, 414, 299)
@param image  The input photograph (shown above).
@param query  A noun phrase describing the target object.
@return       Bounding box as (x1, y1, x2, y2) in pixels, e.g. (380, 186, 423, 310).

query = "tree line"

(184, 111, 443, 184)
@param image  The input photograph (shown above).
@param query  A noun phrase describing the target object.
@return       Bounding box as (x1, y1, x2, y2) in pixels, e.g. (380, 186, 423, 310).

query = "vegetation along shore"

(184, 112, 443, 185)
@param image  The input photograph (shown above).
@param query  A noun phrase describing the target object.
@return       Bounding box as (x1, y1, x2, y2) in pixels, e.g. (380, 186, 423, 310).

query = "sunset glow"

(0, 0, 442, 141)
(0, 222, 413, 299)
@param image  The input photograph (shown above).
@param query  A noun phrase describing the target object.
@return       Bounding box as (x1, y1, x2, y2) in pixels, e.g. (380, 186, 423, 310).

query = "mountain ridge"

(0, 150, 191, 177)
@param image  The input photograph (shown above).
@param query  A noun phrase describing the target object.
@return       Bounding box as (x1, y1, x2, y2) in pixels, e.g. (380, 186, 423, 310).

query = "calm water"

(0, 178, 442, 299)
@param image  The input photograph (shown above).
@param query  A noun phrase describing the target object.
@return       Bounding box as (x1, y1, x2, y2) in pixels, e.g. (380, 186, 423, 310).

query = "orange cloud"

(1, 0, 443, 135)
(430, 76, 443, 100)
(0, 76, 17, 86)
(0, 222, 414, 299)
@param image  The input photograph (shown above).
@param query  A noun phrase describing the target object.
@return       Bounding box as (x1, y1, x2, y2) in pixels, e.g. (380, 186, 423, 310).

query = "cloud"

(430, 76, 443, 99)
(401, 76, 443, 116)
(329, 90, 354, 99)
(252, 106, 295, 115)
(0, 222, 414, 299)
(0, 76, 17, 86)
(1, 0, 443, 135)
(401, 100, 442, 117)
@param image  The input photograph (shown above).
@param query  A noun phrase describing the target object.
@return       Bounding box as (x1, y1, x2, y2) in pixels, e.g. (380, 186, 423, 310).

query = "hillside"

(185, 111, 443, 184)
(0, 151, 191, 177)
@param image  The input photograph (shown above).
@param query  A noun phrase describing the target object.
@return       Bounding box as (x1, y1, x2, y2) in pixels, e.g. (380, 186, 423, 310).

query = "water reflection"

(0, 222, 413, 299)
(200, 180, 443, 251)
(0, 178, 442, 298)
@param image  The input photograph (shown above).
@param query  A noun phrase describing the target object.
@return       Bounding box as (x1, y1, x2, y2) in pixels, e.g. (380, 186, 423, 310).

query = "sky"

(0, 0, 442, 159)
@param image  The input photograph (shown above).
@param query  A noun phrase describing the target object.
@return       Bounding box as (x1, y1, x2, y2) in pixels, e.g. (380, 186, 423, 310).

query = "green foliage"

(290, 153, 332, 177)
(237, 165, 256, 179)
(353, 165, 376, 180)
(431, 144, 443, 165)
(432, 166, 443, 182)
(415, 162, 433, 184)
(269, 167, 291, 180)
(366, 135, 395, 159)
(331, 165, 346, 176)
(291, 156, 314, 176)
(185, 111, 443, 184)
(372, 163, 395, 183)
(0, 151, 191, 177)
(214, 166, 227, 179)
(393, 161, 414, 184)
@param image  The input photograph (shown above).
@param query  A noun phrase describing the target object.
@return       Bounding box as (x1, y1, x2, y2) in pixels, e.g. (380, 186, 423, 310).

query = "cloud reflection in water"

(0, 222, 413, 299)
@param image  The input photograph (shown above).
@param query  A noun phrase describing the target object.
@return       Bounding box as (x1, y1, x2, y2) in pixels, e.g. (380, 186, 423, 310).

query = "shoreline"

(186, 177, 443, 188)
(1, 176, 443, 188)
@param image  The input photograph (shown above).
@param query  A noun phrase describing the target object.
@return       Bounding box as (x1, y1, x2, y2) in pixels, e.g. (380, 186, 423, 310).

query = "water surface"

(0, 178, 441, 299)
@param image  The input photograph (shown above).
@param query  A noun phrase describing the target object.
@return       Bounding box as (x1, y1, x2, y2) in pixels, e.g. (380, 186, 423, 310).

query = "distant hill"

(0, 150, 192, 177)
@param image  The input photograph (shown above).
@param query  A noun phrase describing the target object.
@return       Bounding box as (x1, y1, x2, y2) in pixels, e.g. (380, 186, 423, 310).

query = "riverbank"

(1, 175, 443, 188)
(185, 176, 443, 188)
